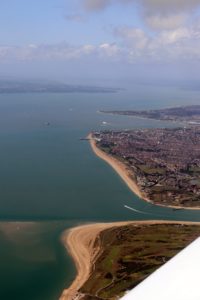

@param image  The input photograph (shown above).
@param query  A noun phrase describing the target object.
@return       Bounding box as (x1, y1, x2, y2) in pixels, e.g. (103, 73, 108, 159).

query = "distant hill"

(0, 79, 120, 94)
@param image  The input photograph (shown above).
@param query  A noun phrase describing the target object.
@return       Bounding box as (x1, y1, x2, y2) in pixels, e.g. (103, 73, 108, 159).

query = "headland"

(101, 105, 200, 125)
(60, 221, 200, 300)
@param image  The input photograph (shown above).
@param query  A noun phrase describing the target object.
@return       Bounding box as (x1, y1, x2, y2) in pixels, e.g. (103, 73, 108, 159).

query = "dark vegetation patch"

(80, 224, 200, 299)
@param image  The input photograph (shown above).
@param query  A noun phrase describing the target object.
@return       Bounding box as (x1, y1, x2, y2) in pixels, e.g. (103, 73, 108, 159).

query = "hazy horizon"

(0, 0, 200, 87)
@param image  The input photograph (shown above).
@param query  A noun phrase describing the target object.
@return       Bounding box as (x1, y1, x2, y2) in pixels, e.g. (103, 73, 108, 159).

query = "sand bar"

(89, 133, 200, 210)
(60, 220, 200, 300)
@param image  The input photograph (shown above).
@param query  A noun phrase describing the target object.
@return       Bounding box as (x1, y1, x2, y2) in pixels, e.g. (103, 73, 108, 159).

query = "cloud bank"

(1, 19, 200, 65)
(83, 0, 200, 13)
(1, 0, 200, 67)
(82, 0, 200, 30)
(83, 0, 112, 11)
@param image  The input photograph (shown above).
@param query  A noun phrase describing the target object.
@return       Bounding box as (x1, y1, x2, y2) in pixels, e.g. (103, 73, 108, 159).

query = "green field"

(80, 224, 200, 300)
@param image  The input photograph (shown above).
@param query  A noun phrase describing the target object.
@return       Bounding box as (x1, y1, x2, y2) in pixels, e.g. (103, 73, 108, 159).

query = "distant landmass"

(101, 105, 200, 124)
(0, 79, 120, 94)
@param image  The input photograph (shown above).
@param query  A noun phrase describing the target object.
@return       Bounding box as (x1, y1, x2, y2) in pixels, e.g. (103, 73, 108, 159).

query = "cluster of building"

(93, 128, 200, 207)
(102, 105, 200, 124)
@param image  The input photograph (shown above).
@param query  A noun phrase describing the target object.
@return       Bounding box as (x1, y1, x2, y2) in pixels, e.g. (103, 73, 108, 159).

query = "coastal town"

(92, 127, 200, 208)
(101, 105, 200, 125)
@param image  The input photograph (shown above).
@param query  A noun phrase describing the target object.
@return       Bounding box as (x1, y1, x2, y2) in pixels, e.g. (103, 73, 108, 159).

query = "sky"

(1, 0, 200, 84)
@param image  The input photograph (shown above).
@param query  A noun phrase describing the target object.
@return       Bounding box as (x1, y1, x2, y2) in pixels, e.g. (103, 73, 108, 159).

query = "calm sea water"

(0, 84, 200, 299)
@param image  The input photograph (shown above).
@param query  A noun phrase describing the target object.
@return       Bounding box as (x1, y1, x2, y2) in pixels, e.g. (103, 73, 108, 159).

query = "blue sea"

(0, 83, 200, 299)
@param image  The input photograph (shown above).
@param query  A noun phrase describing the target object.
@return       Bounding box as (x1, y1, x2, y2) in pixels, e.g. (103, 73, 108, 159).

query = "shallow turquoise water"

(0, 84, 200, 299)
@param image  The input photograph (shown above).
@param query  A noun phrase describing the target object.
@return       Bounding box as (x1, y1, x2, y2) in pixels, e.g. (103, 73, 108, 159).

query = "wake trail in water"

(124, 205, 152, 215)
(124, 204, 176, 219)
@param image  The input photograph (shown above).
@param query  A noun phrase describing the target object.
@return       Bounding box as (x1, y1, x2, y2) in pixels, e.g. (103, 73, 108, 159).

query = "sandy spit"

(59, 220, 200, 300)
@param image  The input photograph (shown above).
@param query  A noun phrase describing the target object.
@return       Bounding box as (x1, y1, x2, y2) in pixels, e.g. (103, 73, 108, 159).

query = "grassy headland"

(60, 221, 200, 300)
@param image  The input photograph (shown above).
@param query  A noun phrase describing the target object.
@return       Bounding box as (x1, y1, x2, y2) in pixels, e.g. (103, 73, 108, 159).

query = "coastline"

(88, 133, 200, 210)
(60, 222, 131, 300)
(60, 220, 200, 300)
(88, 133, 145, 201)
(98, 110, 190, 126)
(59, 133, 200, 299)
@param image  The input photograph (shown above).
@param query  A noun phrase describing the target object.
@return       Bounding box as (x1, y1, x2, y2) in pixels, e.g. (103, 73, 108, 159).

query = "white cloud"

(140, 0, 200, 29)
(81, 0, 200, 30)
(145, 14, 188, 30)
(0, 42, 122, 63)
(98, 43, 120, 58)
(83, 0, 112, 11)
(115, 27, 148, 49)
(79, 0, 200, 62)
(1, 18, 200, 65)
(114, 23, 200, 62)
(0, 43, 96, 62)
(82, 0, 200, 13)
(157, 28, 190, 45)
(141, 0, 200, 14)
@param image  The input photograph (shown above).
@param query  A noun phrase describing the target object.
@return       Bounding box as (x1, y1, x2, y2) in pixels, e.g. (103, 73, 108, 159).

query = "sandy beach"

(88, 133, 145, 200)
(89, 133, 200, 210)
(59, 220, 200, 300)
(59, 134, 200, 299)
(60, 222, 129, 300)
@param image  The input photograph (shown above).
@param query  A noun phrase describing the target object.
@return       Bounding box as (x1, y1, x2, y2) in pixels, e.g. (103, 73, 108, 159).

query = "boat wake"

(124, 205, 152, 215)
